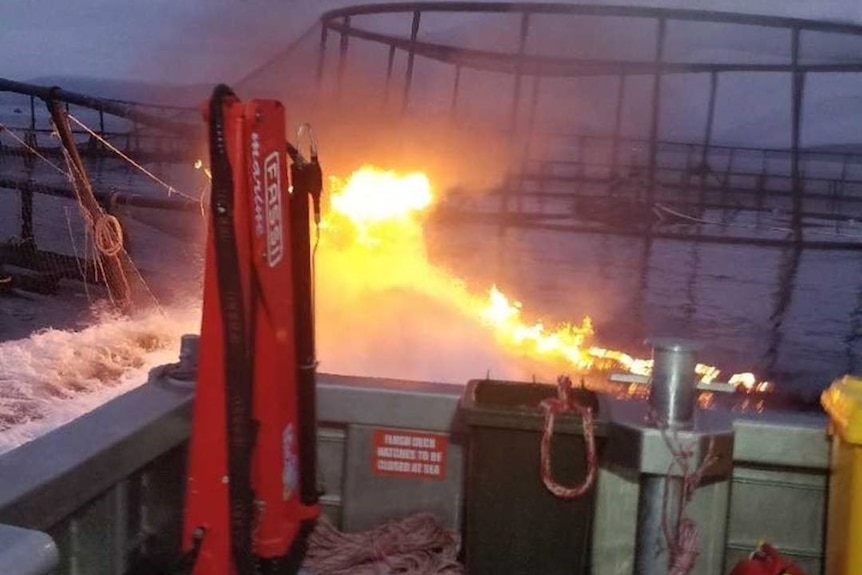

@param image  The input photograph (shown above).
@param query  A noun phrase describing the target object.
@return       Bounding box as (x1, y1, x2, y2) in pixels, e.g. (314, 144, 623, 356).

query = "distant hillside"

(18, 76, 214, 107)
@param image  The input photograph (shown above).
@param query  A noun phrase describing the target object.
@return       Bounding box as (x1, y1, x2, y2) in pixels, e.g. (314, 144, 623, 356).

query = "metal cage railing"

(308, 3, 862, 248)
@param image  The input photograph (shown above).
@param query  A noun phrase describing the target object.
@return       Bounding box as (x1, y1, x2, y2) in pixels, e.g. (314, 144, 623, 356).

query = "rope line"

(539, 375, 597, 499)
(647, 409, 719, 575)
(0, 121, 70, 177)
(655, 202, 862, 240)
(57, 138, 131, 309)
(64, 205, 92, 302)
(94, 214, 124, 257)
(67, 113, 198, 202)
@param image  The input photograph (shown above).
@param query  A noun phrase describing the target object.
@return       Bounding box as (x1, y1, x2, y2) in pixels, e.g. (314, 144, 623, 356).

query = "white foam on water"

(0, 302, 200, 456)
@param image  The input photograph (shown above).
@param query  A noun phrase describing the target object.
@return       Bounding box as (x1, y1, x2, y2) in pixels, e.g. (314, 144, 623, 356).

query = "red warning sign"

(372, 428, 448, 480)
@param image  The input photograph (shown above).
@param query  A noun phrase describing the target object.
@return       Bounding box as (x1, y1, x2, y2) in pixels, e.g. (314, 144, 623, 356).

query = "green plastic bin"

(459, 379, 606, 575)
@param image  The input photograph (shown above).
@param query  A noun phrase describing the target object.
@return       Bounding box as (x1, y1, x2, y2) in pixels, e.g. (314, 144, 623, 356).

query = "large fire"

(318, 165, 767, 392)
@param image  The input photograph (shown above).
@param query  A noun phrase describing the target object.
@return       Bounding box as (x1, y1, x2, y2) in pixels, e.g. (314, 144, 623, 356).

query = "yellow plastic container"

(821, 375, 862, 575)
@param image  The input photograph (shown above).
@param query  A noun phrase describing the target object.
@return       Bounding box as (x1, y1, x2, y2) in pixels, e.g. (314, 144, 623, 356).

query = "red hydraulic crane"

(180, 85, 321, 575)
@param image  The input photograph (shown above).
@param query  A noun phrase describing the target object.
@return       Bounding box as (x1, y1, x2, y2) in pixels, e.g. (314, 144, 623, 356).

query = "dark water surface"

(429, 221, 862, 398)
(3, 103, 862, 400)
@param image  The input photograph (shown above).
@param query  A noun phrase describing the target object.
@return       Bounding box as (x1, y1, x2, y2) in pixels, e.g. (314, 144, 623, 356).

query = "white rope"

(58, 141, 131, 308)
(66, 113, 198, 202)
(64, 205, 92, 302)
(654, 202, 862, 240)
(60, 116, 180, 314)
(94, 214, 124, 257)
(0, 122, 70, 177)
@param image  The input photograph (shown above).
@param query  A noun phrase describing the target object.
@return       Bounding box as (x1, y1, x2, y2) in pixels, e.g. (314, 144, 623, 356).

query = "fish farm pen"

(4, 4, 862, 575)
(300, 3, 862, 250)
(0, 78, 203, 320)
(4, 3, 862, 295)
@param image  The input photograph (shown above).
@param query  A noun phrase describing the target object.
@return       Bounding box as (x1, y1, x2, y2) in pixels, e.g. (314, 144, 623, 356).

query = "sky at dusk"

(1, 0, 861, 88)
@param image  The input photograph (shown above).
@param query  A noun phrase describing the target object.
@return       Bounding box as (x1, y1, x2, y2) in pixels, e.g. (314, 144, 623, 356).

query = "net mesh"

(0, 91, 207, 340)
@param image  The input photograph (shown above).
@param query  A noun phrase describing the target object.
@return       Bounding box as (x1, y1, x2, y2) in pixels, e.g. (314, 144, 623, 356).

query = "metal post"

(648, 339, 699, 428)
(402, 10, 422, 113)
(178, 334, 199, 375)
(315, 23, 329, 90)
(635, 339, 700, 575)
(646, 18, 667, 208)
(337, 15, 351, 99)
(21, 131, 37, 245)
(19, 187, 34, 245)
(611, 73, 626, 179)
(29, 95, 36, 132)
(508, 12, 531, 132)
(502, 11, 531, 218)
(790, 26, 805, 243)
(516, 75, 541, 213)
(699, 71, 719, 214)
(384, 44, 397, 107)
(162, 334, 199, 388)
(764, 245, 802, 377)
(450, 64, 462, 120)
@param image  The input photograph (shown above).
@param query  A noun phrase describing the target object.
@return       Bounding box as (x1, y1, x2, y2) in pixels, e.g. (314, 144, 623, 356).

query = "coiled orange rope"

(303, 513, 463, 575)
(539, 375, 597, 499)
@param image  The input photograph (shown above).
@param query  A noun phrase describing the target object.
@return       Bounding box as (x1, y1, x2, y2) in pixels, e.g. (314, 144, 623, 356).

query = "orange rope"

(303, 513, 463, 575)
(94, 214, 124, 257)
(649, 411, 718, 575)
(539, 375, 597, 499)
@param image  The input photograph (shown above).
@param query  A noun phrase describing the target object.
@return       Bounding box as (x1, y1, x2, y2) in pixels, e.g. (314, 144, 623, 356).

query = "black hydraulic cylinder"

(289, 155, 322, 506)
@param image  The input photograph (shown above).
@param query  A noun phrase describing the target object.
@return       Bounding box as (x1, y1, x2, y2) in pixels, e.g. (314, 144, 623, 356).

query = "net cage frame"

(0, 78, 201, 301)
(310, 2, 862, 248)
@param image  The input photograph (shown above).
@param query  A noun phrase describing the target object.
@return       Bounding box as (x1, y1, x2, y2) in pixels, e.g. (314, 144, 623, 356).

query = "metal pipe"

(0, 77, 194, 136)
(648, 338, 700, 427)
(0, 178, 202, 212)
(635, 338, 700, 575)
(318, 3, 862, 36)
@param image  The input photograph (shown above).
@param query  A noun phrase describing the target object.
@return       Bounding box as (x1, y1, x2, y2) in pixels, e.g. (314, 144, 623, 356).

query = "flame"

(318, 165, 765, 388)
(479, 286, 594, 369)
(329, 167, 432, 235)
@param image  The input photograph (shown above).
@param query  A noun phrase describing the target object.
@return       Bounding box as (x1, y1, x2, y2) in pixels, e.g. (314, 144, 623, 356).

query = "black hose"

(207, 83, 257, 575)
